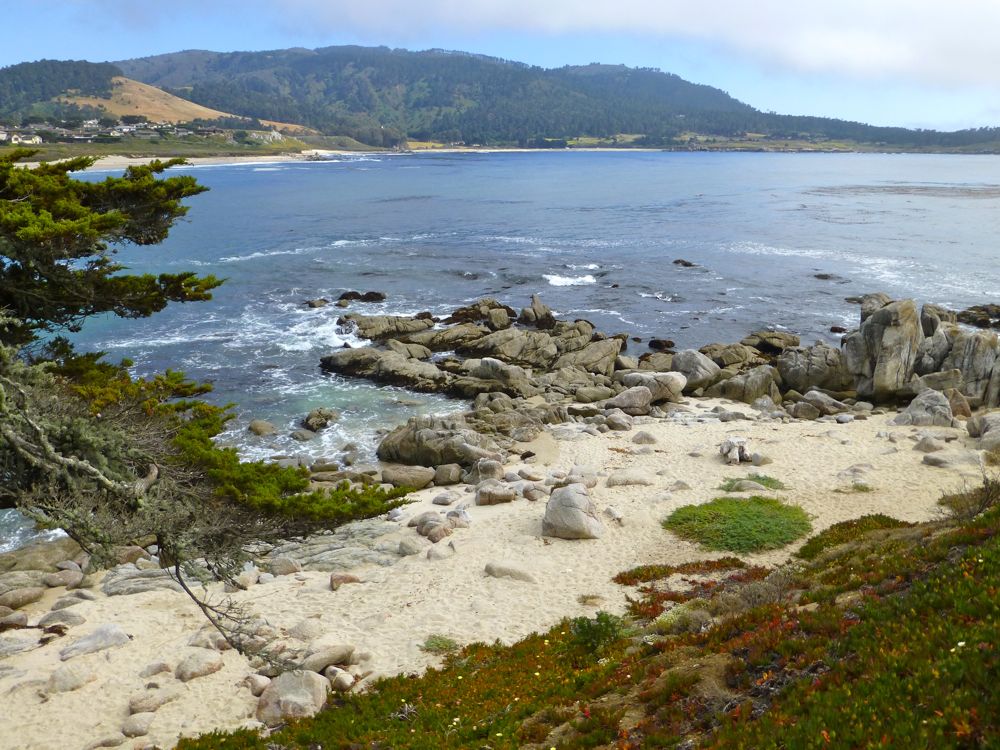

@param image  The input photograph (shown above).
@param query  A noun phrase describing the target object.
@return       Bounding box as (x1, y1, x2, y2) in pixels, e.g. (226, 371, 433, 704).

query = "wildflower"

(534, 671, 540, 676)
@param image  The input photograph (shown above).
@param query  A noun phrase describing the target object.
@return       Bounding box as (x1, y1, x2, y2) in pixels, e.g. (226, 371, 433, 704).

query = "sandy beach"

(0, 397, 983, 750)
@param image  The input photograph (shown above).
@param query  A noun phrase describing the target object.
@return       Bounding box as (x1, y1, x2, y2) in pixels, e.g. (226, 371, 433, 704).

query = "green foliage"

(0, 149, 221, 347)
(0, 60, 120, 118)
(718, 473, 787, 492)
(795, 514, 913, 561)
(939, 475, 1000, 521)
(664, 497, 812, 554)
(420, 634, 460, 655)
(568, 611, 626, 655)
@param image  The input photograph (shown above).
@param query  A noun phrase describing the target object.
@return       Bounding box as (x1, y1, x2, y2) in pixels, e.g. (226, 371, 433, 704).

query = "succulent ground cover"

(663, 496, 812, 554)
(179, 480, 1000, 750)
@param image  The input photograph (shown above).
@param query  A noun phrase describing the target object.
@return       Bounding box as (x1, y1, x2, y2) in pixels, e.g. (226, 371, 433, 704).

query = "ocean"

(3, 150, 999, 551)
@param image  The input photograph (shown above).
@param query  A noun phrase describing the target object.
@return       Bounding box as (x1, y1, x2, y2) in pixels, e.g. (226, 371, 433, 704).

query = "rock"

(801, 389, 850, 415)
(268, 557, 303, 576)
(175, 650, 225, 682)
(891, 389, 956, 427)
(0, 586, 44, 610)
(575, 385, 615, 403)
(306, 298, 329, 308)
(0, 611, 27, 628)
(381, 464, 436, 489)
(752, 453, 772, 467)
(290, 428, 317, 442)
(248, 419, 277, 437)
(519, 294, 556, 328)
(776, 342, 852, 392)
(139, 662, 172, 678)
(638, 352, 675, 372)
(0, 537, 83, 574)
(700, 343, 765, 368)
(554, 339, 623, 377)
(914, 436, 946, 453)
(859, 292, 893, 322)
(464, 458, 505, 483)
(300, 644, 355, 673)
(245, 674, 271, 697)
(256, 670, 330, 727)
(719, 437, 752, 464)
(706, 365, 782, 404)
(968, 412, 1000, 451)
(606, 469, 655, 487)
(83, 735, 126, 749)
(378, 416, 502, 468)
(325, 666, 356, 692)
(843, 299, 923, 401)
(616, 371, 686, 403)
(728, 480, 770, 493)
(398, 538, 425, 556)
(122, 713, 155, 738)
(60, 624, 131, 661)
(669, 480, 692, 491)
(340, 313, 434, 341)
(603, 506, 624, 525)
(330, 573, 361, 591)
(47, 663, 96, 693)
(542, 484, 604, 540)
(128, 687, 181, 715)
(427, 525, 453, 543)
(939, 329, 999, 406)
(475, 479, 517, 506)
(38, 609, 86, 629)
(432, 491, 460, 506)
(923, 451, 981, 469)
(836, 414, 855, 424)
(788, 401, 821, 420)
(605, 409, 634, 431)
(408, 511, 443, 528)
(386, 338, 433, 360)
(673, 258, 696, 267)
(947, 388, 973, 419)
(603, 386, 653, 416)
(42, 569, 84, 589)
(101, 566, 181, 596)
(671, 349, 721, 392)
(740, 330, 800, 355)
(484, 561, 537, 583)
(302, 408, 340, 431)
(487, 307, 512, 331)
(632, 431, 657, 445)
(433, 463, 462, 486)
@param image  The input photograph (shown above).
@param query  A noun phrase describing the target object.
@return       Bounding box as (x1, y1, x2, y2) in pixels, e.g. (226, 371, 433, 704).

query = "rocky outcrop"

(968, 412, 1000, 451)
(776, 342, 852, 393)
(339, 314, 434, 340)
(614, 371, 685, 404)
(892, 389, 957, 427)
(256, 670, 329, 727)
(705, 366, 781, 404)
(377, 416, 503, 467)
(740, 330, 800, 355)
(939, 329, 999, 406)
(843, 299, 923, 401)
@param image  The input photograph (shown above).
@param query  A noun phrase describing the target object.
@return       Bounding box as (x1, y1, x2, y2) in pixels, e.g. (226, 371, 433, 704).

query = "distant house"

(0, 131, 8, 142)
(11, 134, 42, 144)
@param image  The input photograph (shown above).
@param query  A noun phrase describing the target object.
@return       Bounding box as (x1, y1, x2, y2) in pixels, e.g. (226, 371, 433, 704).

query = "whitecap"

(543, 274, 596, 286)
(567, 263, 600, 270)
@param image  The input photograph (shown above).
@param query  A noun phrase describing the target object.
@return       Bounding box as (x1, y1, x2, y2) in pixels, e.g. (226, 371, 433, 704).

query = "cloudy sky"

(5, 0, 999, 130)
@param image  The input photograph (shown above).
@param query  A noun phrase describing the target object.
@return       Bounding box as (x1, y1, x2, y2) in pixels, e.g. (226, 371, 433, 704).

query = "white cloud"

(272, 0, 1000, 87)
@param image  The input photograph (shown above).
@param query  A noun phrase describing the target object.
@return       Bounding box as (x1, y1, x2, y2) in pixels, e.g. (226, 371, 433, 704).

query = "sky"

(4, 0, 1000, 131)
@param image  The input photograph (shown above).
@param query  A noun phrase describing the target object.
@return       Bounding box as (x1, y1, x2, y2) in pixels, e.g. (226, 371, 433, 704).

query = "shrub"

(939, 474, 1000, 521)
(663, 497, 812, 554)
(569, 611, 625, 654)
(652, 601, 713, 635)
(796, 514, 913, 561)
(420, 634, 460, 654)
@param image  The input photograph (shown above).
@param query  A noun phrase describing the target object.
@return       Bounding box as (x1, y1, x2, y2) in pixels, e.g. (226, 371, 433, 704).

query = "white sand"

(0, 399, 984, 750)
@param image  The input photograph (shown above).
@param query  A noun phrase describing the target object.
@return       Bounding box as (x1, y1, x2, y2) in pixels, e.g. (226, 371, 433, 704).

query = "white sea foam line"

(543, 274, 596, 286)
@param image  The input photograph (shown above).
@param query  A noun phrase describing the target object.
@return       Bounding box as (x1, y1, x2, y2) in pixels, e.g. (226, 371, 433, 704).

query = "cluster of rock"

(305, 293, 999, 479)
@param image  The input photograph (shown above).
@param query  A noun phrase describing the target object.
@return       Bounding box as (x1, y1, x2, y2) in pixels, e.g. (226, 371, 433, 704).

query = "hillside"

(116, 45, 1000, 150)
(56, 75, 235, 124)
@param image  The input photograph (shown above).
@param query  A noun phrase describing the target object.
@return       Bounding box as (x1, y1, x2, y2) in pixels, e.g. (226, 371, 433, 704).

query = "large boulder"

(256, 670, 329, 727)
(671, 350, 721, 392)
(615, 371, 686, 403)
(843, 299, 923, 401)
(915, 325, 954, 375)
(968, 412, 1000, 451)
(939, 329, 999, 406)
(891, 389, 957, 428)
(518, 294, 556, 329)
(340, 314, 434, 341)
(699, 343, 765, 368)
(921, 303, 958, 337)
(59, 624, 131, 661)
(0, 537, 82, 574)
(377, 416, 503, 467)
(542, 484, 604, 540)
(776, 342, 852, 393)
(401, 323, 487, 351)
(554, 339, 622, 377)
(705, 365, 781, 404)
(380, 464, 436, 489)
(860, 292, 893, 322)
(603, 386, 653, 416)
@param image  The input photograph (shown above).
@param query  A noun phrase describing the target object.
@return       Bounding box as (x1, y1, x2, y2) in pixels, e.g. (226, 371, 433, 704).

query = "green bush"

(420, 634, 460, 654)
(796, 514, 913, 561)
(568, 611, 625, 654)
(663, 496, 812, 553)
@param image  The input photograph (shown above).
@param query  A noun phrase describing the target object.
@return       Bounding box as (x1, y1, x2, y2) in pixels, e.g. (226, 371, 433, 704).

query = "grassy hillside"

(178, 478, 1000, 749)
(56, 76, 235, 123)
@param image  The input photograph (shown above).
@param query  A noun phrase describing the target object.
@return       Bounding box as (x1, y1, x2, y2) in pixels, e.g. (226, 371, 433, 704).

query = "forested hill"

(0, 60, 120, 115)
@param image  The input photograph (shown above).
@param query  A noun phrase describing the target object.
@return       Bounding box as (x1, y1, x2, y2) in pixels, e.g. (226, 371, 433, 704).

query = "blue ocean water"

(3, 151, 1000, 550)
